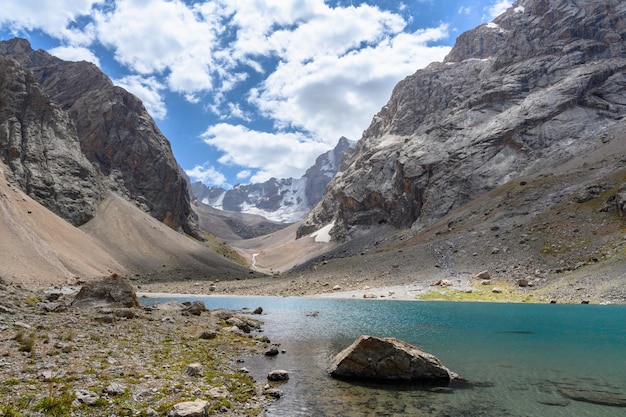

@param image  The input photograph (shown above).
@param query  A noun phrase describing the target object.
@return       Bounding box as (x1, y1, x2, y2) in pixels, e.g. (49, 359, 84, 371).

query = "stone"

(185, 363, 204, 377)
(167, 399, 209, 417)
(71, 276, 139, 308)
(73, 389, 100, 406)
(253, 306, 263, 314)
(104, 382, 127, 396)
(328, 335, 460, 384)
(363, 293, 378, 299)
(182, 301, 206, 316)
(199, 330, 218, 340)
(477, 271, 491, 280)
(516, 278, 529, 287)
(267, 370, 289, 382)
(492, 287, 503, 294)
(265, 347, 280, 357)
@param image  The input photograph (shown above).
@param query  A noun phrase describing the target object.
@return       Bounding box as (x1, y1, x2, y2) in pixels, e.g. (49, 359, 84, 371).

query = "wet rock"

(267, 370, 289, 382)
(560, 388, 626, 407)
(253, 306, 263, 314)
(329, 335, 461, 384)
(265, 347, 280, 357)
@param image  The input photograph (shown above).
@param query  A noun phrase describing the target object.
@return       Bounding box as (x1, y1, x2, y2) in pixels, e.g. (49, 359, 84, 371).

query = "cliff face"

(0, 38, 198, 236)
(299, 0, 626, 240)
(191, 137, 354, 222)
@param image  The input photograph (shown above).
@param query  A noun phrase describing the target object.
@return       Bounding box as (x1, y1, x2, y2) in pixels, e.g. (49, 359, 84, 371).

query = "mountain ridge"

(298, 0, 626, 241)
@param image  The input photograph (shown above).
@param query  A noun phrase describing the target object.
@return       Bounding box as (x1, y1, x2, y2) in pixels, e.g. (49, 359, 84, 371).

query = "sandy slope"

(231, 222, 335, 274)
(0, 163, 124, 286)
(0, 162, 256, 286)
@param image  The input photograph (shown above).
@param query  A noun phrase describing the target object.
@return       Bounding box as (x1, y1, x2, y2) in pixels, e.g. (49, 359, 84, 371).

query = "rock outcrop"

(71, 275, 140, 309)
(299, 0, 626, 240)
(328, 335, 460, 384)
(0, 38, 199, 236)
(191, 137, 353, 222)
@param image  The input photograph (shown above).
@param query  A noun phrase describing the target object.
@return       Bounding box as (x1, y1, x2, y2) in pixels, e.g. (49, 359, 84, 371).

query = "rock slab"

(329, 335, 459, 384)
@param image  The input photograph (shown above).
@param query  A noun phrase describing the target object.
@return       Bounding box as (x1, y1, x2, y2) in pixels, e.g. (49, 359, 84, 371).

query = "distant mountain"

(299, 0, 626, 240)
(190, 136, 354, 222)
(0, 38, 199, 237)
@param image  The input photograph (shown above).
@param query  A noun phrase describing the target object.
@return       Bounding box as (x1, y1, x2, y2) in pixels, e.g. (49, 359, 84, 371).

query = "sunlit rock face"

(299, 0, 626, 241)
(0, 38, 199, 236)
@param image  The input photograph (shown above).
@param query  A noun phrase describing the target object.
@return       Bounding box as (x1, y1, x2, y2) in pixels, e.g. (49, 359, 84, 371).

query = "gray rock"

(71, 276, 139, 309)
(328, 335, 460, 384)
(182, 301, 206, 316)
(73, 389, 100, 406)
(167, 399, 209, 417)
(267, 370, 289, 382)
(104, 382, 127, 396)
(185, 363, 203, 377)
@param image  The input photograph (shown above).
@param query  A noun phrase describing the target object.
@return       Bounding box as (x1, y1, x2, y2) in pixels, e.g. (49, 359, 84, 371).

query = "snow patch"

(310, 222, 334, 243)
(514, 6, 525, 13)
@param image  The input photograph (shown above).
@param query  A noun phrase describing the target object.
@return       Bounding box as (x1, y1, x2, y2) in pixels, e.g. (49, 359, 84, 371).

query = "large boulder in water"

(71, 275, 140, 308)
(328, 335, 461, 384)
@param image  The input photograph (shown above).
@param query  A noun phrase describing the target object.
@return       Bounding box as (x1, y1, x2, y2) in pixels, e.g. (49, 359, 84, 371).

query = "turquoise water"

(143, 296, 626, 416)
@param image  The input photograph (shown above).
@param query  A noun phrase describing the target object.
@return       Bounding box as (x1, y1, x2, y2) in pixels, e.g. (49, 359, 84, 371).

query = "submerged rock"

(328, 335, 461, 384)
(560, 388, 626, 407)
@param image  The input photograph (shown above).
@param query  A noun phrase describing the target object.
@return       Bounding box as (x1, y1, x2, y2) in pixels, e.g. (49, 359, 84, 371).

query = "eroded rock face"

(299, 0, 626, 240)
(0, 38, 199, 236)
(0, 57, 101, 225)
(328, 335, 459, 383)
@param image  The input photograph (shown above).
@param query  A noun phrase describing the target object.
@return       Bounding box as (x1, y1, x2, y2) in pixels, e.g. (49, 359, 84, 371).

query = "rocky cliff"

(192, 137, 353, 222)
(0, 38, 199, 236)
(298, 0, 626, 240)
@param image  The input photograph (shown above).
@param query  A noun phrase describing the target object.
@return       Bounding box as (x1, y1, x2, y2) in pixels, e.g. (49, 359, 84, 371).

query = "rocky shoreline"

(0, 279, 282, 417)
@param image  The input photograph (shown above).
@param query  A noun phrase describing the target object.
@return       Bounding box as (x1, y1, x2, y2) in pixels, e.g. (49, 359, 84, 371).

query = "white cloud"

(458, 6, 472, 15)
(201, 123, 329, 183)
(249, 23, 450, 142)
(113, 75, 167, 120)
(236, 170, 251, 180)
(487, 0, 513, 20)
(0, 0, 101, 44)
(48, 45, 101, 66)
(185, 163, 227, 186)
(93, 0, 222, 93)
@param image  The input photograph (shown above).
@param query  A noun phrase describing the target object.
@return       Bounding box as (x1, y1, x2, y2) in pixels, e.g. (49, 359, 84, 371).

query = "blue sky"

(0, 0, 512, 188)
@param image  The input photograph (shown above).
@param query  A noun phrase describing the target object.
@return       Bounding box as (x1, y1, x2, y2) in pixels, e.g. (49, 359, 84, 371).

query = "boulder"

(267, 370, 289, 382)
(71, 276, 139, 308)
(167, 399, 209, 417)
(329, 335, 460, 384)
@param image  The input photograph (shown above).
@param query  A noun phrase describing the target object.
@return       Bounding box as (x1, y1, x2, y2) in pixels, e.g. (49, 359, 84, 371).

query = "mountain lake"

(141, 296, 626, 416)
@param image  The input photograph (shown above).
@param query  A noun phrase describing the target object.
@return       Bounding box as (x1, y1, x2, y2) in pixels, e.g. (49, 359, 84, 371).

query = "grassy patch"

(417, 282, 531, 303)
(201, 232, 248, 265)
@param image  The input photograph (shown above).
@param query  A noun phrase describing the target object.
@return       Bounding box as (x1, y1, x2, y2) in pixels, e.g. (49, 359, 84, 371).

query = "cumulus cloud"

(185, 163, 227, 186)
(201, 123, 329, 183)
(48, 45, 101, 66)
(0, 0, 100, 44)
(93, 0, 222, 94)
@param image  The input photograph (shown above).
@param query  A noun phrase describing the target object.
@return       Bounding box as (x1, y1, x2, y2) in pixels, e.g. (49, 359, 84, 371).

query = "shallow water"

(143, 296, 626, 416)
